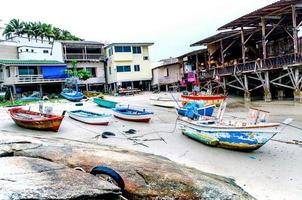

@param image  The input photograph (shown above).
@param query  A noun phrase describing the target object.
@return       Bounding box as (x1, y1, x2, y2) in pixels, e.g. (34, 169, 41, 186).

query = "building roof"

(60, 40, 104, 46)
(152, 61, 180, 70)
(0, 60, 66, 66)
(218, 0, 300, 30)
(178, 48, 208, 57)
(105, 42, 154, 48)
(190, 29, 258, 47)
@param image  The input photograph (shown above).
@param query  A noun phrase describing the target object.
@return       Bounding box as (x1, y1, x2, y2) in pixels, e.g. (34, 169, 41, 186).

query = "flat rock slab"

(0, 134, 255, 199)
(0, 156, 120, 200)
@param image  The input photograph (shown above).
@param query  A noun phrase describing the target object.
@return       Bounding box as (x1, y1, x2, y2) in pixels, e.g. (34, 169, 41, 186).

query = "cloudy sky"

(0, 0, 276, 61)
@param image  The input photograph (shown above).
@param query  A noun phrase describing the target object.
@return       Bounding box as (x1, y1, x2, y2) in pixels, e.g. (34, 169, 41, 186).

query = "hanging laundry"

(188, 72, 195, 82)
(180, 80, 186, 86)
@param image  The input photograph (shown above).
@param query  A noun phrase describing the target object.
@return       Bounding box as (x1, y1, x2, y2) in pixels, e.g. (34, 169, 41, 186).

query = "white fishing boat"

(150, 96, 181, 108)
(68, 110, 112, 125)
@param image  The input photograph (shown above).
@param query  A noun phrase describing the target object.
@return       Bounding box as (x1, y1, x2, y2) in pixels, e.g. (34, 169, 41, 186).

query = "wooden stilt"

(220, 40, 224, 64)
(241, 27, 246, 64)
(264, 71, 271, 102)
(292, 5, 298, 59)
(244, 75, 250, 102)
(294, 68, 301, 101)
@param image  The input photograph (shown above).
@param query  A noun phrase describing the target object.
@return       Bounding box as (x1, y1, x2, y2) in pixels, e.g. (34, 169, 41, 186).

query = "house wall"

(66, 62, 106, 84)
(152, 63, 182, 85)
(0, 45, 18, 59)
(106, 45, 152, 84)
(18, 41, 63, 62)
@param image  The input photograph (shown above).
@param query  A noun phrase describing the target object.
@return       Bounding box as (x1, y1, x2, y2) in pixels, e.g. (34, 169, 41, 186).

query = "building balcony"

(64, 53, 105, 61)
(15, 75, 65, 84)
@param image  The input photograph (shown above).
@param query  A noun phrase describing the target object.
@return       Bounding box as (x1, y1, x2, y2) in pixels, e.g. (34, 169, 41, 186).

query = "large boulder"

(0, 156, 120, 199)
(0, 134, 255, 199)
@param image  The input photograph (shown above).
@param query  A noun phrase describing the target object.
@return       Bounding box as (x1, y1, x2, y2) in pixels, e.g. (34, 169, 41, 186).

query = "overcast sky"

(0, 0, 276, 61)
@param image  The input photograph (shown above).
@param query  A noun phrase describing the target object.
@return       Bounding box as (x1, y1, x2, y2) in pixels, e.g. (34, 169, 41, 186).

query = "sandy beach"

(0, 92, 301, 200)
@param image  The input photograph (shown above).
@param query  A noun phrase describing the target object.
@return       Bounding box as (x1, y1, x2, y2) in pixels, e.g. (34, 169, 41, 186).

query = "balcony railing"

(65, 53, 105, 61)
(15, 75, 65, 84)
(210, 53, 302, 77)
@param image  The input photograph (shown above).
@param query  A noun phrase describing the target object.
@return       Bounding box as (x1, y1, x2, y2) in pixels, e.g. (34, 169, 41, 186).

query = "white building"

(0, 36, 66, 95)
(105, 42, 154, 91)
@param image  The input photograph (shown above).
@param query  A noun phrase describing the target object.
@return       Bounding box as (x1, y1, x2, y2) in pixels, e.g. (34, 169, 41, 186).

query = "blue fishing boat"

(61, 78, 83, 101)
(176, 104, 215, 118)
(67, 110, 111, 125)
(178, 117, 280, 151)
(112, 107, 154, 122)
(61, 88, 84, 102)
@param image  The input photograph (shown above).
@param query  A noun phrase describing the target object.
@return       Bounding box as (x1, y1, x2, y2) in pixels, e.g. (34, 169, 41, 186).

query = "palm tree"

(22, 22, 33, 41)
(52, 27, 62, 40)
(2, 19, 24, 39)
(31, 22, 42, 42)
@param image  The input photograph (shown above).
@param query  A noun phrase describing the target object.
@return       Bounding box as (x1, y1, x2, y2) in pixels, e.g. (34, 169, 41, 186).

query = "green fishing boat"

(93, 98, 118, 108)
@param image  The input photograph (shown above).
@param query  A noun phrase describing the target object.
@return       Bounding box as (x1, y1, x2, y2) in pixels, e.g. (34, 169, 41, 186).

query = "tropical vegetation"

(2, 19, 81, 41)
(64, 60, 92, 81)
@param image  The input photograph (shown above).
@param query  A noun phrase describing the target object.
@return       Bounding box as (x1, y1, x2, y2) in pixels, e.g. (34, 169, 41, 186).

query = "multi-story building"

(61, 41, 106, 91)
(0, 36, 67, 95)
(105, 42, 154, 92)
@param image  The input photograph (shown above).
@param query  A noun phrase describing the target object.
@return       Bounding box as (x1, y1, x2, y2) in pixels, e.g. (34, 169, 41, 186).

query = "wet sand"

(0, 92, 301, 200)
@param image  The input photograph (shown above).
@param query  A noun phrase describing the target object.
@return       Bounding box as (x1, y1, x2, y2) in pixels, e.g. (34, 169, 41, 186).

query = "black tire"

(90, 166, 125, 191)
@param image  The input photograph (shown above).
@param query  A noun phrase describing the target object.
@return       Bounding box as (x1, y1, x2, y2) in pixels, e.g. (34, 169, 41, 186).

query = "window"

(134, 65, 140, 71)
(114, 46, 131, 53)
(132, 46, 141, 54)
(31, 49, 34, 53)
(26, 49, 29, 52)
(109, 67, 112, 74)
(86, 67, 96, 77)
(166, 68, 169, 77)
(43, 50, 49, 54)
(143, 56, 149, 60)
(116, 65, 131, 72)
(18, 66, 37, 75)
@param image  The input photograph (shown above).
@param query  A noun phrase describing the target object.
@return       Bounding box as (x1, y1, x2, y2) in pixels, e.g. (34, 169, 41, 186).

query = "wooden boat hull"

(93, 98, 117, 108)
(67, 110, 111, 125)
(178, 118, 280, 151)
(150, 98, 181, 108)
(112, 107, 153, 123)
(177, 105, 215, 117)
(61, 92, 83, 102)
(181, 95, 225, 105)
(8, 108, 64, 132)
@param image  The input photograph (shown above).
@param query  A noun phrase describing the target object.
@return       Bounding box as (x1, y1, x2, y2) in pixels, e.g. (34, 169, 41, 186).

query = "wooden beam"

(292, 5, 298, 56)
(281, 25, 294, 39)
(261, 17, 267, 59)
(220, 40, 224, 64)
(265, 17, 284, 39)
(241, 27, 246, 64)
(222, 40, 236, 54)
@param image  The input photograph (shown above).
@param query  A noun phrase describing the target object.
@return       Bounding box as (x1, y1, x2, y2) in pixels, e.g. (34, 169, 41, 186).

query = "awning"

(42, 65, 68, 79)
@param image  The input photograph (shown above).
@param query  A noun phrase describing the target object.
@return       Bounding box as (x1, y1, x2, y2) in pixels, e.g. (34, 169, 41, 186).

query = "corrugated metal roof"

(218, 0, 299, 30)
(0, 60, 66, 66)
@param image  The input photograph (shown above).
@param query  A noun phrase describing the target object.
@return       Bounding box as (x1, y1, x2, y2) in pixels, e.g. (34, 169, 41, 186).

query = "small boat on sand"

(67, 110, 111, 125)
(181, 94, 225, 105)
(150, 97, 181, 108)
(178, 105, 280, 151)
(93, 98, 118, 108)
(61, 88, 84, 102)
(112, 107, 153, 122)
(8, 107, 65, 132)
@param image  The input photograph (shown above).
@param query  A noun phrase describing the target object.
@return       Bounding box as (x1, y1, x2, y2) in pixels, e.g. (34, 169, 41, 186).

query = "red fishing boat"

(181, 94, 226, 105)
(8, 108, 65, 132)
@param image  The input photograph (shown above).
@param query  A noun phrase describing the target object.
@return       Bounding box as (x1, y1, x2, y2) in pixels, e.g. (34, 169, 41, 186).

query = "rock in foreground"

(0, 156, 120, 200)
(0, 134, 255, 199)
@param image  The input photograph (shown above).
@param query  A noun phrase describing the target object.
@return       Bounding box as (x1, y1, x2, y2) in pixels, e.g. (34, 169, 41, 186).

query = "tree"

(2, 18, 82, 41)
(64, 60, 92, 81)
(2, 19, 24, 39)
